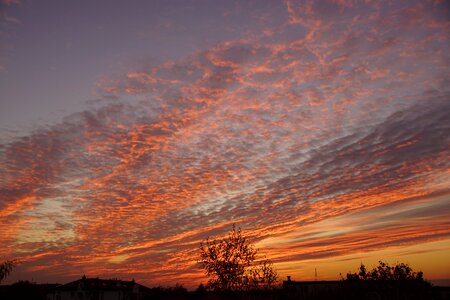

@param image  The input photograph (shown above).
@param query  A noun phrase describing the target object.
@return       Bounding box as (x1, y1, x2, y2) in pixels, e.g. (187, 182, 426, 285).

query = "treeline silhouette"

(1, 280, 447, 300)
(1, 227, 449, 299)
(1, 260, 446, 300)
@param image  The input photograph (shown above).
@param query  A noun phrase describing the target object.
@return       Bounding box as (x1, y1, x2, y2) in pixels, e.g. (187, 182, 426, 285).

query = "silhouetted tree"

(248, 259, 278, 289)
(199, 225, 278, 290)
(342, 261, 432, 300)
(343, 261, 427, 282)
(0, 259, 17, 283)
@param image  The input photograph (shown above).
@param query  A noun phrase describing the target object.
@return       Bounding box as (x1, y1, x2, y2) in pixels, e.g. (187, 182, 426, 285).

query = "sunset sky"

(1, 0, 449, 288)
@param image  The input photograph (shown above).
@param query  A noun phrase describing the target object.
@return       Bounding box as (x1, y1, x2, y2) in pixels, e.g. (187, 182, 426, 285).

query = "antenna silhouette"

(315, 268, 317, 281)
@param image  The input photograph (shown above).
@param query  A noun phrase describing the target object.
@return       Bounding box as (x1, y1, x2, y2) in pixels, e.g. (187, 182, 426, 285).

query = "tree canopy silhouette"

(341, 261, 432, 300)
(199, 225, 277, 290)
(343, 261, 427, 282)
(0, 259, 17, 283)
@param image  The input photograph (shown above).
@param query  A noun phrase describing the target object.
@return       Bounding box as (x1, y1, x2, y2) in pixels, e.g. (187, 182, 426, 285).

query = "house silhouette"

(47, 276, 151, 300)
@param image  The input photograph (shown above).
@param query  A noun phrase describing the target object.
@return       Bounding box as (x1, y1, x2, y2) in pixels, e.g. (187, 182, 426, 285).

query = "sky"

(0, 0, 449, 288)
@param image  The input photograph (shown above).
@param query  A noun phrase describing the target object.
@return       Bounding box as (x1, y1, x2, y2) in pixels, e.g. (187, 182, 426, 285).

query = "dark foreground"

(1, 281, 449, 300)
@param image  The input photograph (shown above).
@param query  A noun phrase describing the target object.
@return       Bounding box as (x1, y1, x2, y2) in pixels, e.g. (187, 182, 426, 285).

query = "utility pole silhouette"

(315, 268, 317, 281)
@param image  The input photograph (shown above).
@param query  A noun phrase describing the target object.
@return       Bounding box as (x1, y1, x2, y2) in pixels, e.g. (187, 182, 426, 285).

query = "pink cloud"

(1, 0, 449, 287)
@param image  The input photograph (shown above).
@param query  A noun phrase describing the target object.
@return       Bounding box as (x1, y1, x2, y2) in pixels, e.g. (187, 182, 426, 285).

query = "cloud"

(1, 0, 449, 286)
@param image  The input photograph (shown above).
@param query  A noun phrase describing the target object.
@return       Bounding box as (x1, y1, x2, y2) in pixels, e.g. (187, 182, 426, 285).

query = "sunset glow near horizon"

(1, 0, 449, 287)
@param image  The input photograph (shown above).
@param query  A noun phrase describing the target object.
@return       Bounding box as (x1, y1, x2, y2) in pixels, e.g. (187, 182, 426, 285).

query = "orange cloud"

(1, 0, 449, 287)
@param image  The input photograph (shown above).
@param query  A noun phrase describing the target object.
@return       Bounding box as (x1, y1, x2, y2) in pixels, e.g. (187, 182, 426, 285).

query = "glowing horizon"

(0, 0, 449, 288)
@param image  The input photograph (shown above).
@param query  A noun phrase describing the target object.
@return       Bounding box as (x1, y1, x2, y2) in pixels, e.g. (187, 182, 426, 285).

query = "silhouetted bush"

(341, 261, 433, 300)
